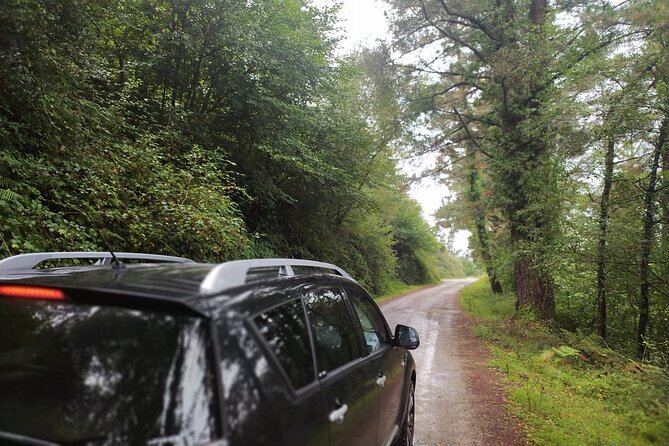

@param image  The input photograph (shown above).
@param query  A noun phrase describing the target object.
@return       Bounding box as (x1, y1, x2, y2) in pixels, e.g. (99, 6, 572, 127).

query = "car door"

(250, 296, 329, 446)
(302, 282, 380, 446)
(342, 282, 406, 446)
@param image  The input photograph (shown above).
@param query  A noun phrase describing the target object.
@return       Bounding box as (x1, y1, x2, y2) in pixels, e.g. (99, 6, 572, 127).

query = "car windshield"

(0, 298, 219, 445)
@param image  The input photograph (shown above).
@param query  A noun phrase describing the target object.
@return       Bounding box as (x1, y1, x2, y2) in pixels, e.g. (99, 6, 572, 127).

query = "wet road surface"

(379, 280, 527, 446)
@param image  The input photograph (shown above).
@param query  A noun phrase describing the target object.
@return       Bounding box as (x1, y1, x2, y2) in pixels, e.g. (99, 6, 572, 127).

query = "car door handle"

(329, 403, 348, 424)
(376, 373, 387, 388)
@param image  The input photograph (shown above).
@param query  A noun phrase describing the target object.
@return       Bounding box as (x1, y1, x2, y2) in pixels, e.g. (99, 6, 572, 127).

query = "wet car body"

(0, 255, 418, 446)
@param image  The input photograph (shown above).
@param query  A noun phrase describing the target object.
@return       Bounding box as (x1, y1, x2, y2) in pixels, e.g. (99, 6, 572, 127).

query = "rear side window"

(255, 298, 315, 389)
(0, 299, 219, 446)
(344, 283, 390, 354)
(303, 286, 362, 374)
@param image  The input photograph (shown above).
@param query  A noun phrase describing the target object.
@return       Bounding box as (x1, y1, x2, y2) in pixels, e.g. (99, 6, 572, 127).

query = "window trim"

(316, 354, 374, 387)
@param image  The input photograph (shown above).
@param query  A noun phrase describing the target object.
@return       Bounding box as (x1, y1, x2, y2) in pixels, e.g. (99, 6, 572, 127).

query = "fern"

(0, 176, 24, 203)
(0, 188, 22, 202)
(552, 345, 581, 358)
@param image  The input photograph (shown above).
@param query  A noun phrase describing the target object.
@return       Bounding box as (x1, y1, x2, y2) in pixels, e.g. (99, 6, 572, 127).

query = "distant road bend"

(380, 280, 528, 446)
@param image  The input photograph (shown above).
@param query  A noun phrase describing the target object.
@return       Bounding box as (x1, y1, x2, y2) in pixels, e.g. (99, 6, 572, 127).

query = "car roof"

(0, 252, 356, 316)
(1, 263, 216, 300)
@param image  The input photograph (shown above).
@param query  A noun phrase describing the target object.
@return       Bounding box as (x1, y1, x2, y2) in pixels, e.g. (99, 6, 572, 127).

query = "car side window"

(254, 298, 315, 389)
(303, 286, 362, 374)
(343, 283, 390, 355)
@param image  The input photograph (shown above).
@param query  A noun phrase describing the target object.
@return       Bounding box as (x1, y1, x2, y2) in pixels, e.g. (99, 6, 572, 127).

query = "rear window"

(0, 299, 220, 445)
(254, 298, 315, 389)
(303, 287, 363, 373)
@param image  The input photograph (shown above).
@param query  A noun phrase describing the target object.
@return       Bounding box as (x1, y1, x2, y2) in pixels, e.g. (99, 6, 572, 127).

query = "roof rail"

(200, 258, 353, 295)
(0, 252, 194, 272)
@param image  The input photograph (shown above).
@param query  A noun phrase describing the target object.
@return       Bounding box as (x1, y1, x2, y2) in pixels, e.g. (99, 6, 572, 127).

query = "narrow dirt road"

(379, 280, 528, 446)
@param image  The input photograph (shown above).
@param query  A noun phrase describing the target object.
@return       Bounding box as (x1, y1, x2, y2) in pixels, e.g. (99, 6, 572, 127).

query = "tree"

(596, 133, 615, 340)
(384, 0, 624, 317)
(0, 0, 449, 296)
(434, 143, 504, 293)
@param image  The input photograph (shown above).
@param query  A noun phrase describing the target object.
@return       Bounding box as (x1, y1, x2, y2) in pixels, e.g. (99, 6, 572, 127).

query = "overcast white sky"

(312, 0, 470, 253)
(333, 0, 389, 52)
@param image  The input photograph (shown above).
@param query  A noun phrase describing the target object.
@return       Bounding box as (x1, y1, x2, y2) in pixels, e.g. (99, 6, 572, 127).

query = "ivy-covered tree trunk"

(512, 242, 554, 318)
(637, 117, 667, 359)
(477, 217, 503, 294)
(496, 108, 557, 318)
(596, 136, 615, 340)
(492, 0, 556, 318)
(466, 151, 502, 294)
(492, 116, 556, 317)
(661, 123, 669, 285)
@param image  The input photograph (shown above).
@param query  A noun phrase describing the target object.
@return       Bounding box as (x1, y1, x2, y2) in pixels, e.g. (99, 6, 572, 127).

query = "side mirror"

(395, 324, 420, 350)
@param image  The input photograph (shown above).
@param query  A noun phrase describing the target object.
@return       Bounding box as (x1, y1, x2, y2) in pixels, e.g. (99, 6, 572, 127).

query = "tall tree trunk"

(637, 117, 667, 359)
(466, 154, 503, 294)
(477, 217, 503, 294)
(661, 116, 669, 285)
(512, 230, 555, 318)
(529, 0, 547, 24)
(508, 0, 554, 318)
(596, 135, 615, 340)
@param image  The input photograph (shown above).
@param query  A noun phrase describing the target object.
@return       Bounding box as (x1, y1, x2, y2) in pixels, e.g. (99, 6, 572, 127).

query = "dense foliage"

(384, 0, 669, 362)
(0, 0, 465, 294)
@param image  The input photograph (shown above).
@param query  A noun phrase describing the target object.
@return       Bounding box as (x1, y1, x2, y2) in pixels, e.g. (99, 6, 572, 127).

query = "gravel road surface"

(379, 280, 528, 446)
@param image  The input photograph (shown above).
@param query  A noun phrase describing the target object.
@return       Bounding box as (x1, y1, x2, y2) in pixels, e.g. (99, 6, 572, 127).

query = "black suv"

(0, 252, 419, 446)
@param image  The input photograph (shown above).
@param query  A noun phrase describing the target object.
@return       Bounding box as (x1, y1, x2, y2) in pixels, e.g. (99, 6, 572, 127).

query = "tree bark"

(478, 225, 503, 294)
(506, 0, 554, 318)
(596, 135, 615, 340)
(637, 117, 667, 359)
(473, 203, 503, 293)
(529, 0, 547, 25)
(467, 160, 503, 294)
(513, 240, 555, 318)
(661, 115, 669, 285)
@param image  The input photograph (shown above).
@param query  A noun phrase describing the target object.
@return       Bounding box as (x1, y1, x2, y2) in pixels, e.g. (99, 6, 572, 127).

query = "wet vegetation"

(384, 0, 669, 363)
(0, 0, 472, 295)
(2, 0, 667, 439)
(462, 278, 669, 446)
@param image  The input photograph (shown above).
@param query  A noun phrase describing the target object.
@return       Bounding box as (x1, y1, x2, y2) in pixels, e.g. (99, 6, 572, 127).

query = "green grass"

(461, 278, 669, 446)
(460, 277, 515, 320)
(373, 281, 435, 304)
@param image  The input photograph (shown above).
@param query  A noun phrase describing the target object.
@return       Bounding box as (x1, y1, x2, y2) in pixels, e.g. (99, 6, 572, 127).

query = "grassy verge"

(461, 278, 669, 446)
(374, 281, 436, 304)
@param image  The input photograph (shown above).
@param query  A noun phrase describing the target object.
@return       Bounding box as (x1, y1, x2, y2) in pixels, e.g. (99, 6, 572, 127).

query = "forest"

(383, 0, 668, 364)
(1, 0, 667, 365)
(0, 0, 479, 297)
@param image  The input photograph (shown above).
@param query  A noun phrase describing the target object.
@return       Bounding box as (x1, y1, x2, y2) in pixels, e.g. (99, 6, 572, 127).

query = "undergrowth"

(461, 278, 669, 446)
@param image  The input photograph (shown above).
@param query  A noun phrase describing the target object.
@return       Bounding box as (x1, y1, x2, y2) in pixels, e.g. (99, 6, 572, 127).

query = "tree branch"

(436, 0, 498, 43)
(418, 0, 487, 63)
(452, 107, 493, 159)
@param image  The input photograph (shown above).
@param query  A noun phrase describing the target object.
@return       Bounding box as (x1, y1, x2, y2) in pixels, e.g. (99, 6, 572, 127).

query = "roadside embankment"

(461, 278, 669, 446)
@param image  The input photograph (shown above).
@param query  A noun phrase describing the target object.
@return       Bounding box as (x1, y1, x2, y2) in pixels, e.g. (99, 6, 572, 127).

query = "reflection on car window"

(255, 298, 315, 389)
(344, 284, 389, 354)
(303, 287, 362, 373)
(0, 300, 219, 445)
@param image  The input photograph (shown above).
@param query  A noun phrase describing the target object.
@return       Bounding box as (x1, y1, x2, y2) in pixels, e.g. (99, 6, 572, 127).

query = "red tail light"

(0, 285, 65, 300)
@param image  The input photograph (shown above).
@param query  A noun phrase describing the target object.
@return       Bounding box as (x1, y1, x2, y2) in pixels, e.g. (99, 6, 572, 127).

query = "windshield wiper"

(0, 431, 61, 446)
